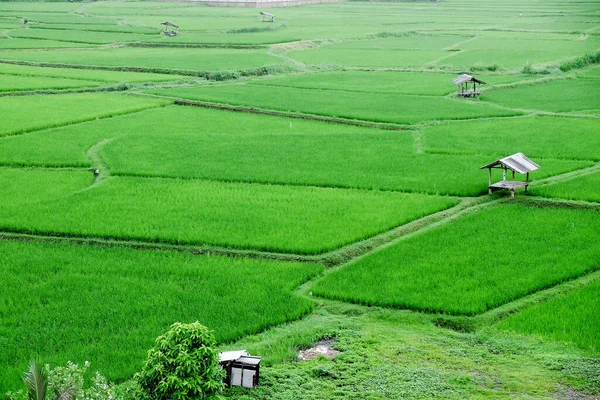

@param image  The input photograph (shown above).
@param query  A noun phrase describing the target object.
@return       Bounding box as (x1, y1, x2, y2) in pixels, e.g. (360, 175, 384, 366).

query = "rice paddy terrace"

(0, 0, 599, 398)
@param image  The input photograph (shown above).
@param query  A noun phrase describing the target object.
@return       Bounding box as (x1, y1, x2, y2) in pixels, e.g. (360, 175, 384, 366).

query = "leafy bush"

(559, 52, 600, 72)
(137, 322, 225, 400)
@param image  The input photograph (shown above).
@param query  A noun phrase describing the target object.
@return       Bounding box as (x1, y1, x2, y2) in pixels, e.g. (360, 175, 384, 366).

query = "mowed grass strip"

(496, 279, 600, 353)
(312, 203, 600, 315)
(0, 171, 458, 254)
(0, 47, 278, 72)
(0, 240, 323, 392)
(146, 84, 522, 125)
(0, 92, 170, 137)
(531, 171, 600, 203)
(0, 63, 193, 83)
(0, 106, 587, 196)
(422, 115, 600, 162)
(482, 79, 600, 113)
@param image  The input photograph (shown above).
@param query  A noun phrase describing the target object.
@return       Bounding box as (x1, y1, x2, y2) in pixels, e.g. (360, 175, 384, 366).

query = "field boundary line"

(170, 98, 413, 131)
(529, 162, 600, 188)
(475, 269, 600, 326)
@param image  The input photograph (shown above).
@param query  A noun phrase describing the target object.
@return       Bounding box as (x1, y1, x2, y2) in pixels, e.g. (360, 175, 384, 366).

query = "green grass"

(251, 71, 534, 96)
(0, 170, 458, 254)
(0, 105, 587, 196)
(9, 28, 159, 44)
(312, 203, 600, 315)
(0, 47, 279, 73)
(531, 171, 600, 203)
(0, 37, 95, 49)
(146, 84, 523, 125)
(422, 115, 600, 161)
(0, 239, 323, 392)
(497, 279, 600, 352)
(0, 168, 92, 204)
(0, 92, 170, 137)
(0, 73, 101, 92)
(0, 62, 193, 83)
(482, 79, 600, 113)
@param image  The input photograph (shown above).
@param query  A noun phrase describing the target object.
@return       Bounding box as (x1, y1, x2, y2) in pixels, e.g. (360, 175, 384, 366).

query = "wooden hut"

(452, 74, 486, 97)
(260, 11, 275, 22)
(161, 21, 179, 36)
(480, 152, 539, 198)
(219, 350, 262, 389)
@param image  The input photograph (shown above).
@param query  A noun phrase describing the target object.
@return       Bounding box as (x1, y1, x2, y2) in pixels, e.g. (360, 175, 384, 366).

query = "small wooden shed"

(219, 350, 262, 389)
(161, 21, 179, 36)
(452, 74, 486, 97)
(260, 11, 275, 22)
(480, 152, 540, 198)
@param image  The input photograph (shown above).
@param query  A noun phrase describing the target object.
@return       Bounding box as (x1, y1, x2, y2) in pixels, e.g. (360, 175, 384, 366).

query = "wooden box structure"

(161, 21, 179, 36)
(480, 152, 540, 198)
(219, 350, 262, 389)
(452, 74, 486, 97)
(260, 11, 275, 22)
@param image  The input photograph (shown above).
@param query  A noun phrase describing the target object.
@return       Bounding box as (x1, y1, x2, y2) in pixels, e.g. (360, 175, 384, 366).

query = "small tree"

(137, 322, 225, 400)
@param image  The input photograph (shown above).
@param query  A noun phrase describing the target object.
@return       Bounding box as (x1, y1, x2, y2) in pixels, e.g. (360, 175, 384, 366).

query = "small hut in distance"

(161, 21, 179, 36)
(260, 11, 275, 22)
(453, 74, 486, 97)
(480, 152, 540, 198)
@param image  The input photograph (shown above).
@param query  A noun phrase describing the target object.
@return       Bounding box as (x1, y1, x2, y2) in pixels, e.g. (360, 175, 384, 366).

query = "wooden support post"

(488, 168, 492, 194)
(511, 170, 515, 198)
(525, 172, 529, 192)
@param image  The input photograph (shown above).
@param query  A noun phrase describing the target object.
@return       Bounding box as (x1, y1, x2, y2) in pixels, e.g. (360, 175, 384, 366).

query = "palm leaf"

(23, 360, 47, 400)
(56, 387, 77, 400)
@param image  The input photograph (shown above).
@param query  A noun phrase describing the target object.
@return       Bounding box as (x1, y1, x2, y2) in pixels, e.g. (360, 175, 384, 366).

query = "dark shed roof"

(161, 21, 179, 28)
(480, 152, 540, 174)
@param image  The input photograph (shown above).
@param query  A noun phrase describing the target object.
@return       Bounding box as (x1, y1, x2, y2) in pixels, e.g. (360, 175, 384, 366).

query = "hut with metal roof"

(452, 74, 486, 97)
(480, 152, 540, 198)
(161, 21, 179, 36)
(260, 11, 275, 22)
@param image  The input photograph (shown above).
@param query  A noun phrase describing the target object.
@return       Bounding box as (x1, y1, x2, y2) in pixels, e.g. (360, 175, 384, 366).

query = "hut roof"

(161, 21, 179, 28)
(219, 350, 249, 362)
(260, 11, 275, 17)
(479, 152, 540, 174)
(452, 74, 487, 85)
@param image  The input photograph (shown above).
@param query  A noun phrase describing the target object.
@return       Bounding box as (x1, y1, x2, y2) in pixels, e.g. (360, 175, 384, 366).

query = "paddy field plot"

(0, 92, 170, 137)
(0, 239, 323, 392)
(482, 78, 600, 113)
(0, 169, 457, 254)
(0, 37, 94, 49)
(251, 71, 534, 96)
(0, 105, 586, 195)
(312, 203, 600, 315)
(497, 279, 600, 353)
(0, 73, 101, 92)
(146, 84, 522, 125)
(8, 28, 159, 45)
(0, 47, 280, 73)
(0, 63, 193, 83)
(422, 115, 600, 162)
(531, 171, 600, 203)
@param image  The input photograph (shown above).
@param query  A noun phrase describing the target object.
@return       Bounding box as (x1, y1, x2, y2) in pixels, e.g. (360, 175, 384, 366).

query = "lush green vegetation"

(146, 84, 522, 125)
(0, 92, 170, 137)
(0, 239, 323, 391)
(532, 172, 600, 203)
(482, 79, 600, 113)
(312, 203, 600, 315)
(0, 63, 193, 82)
(0, 47, 280, 73)
(497, 279, 600, 352)
(0, 171, 457, 254)
(0, 73, 100, 92)
(422, 115, 600, 161)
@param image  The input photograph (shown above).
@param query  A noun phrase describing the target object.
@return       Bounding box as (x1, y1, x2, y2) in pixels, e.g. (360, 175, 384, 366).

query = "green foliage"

(0, 74, 100, 92)
(531, 171, 600, 203)
(146, 84, 522, 125)
(560, 52, 600, 72)
(497, 279, 600, 352)
(0, 170, 456, 253)
(0, 92, 169, 137)
(312, 203, 600, 315)
(137, 322, 225, 400)
(0, 239, 321, 391)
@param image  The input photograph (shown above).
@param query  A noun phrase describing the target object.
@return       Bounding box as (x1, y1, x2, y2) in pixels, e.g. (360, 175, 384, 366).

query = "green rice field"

(0, 0, 598, 397)
(497, 279, 600, 352)
(311, 203, 600, 315)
